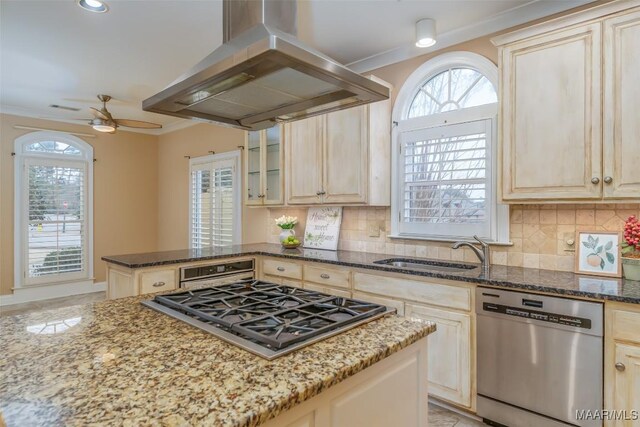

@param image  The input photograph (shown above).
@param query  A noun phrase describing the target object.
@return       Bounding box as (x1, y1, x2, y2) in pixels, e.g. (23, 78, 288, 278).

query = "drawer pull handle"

(615, 362, 626, 372)
(277, 267, 285, 272)
(320, 273, 330, 279)
(152, 281, 166, 287)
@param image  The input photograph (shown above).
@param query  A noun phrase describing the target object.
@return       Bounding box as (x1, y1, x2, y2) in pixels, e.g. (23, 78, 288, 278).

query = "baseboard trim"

(0, 281, 106, 306)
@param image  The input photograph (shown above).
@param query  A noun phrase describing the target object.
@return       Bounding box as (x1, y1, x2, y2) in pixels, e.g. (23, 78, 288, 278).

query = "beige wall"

(0, 114, 159, 295)
(156, 123, 267, 251)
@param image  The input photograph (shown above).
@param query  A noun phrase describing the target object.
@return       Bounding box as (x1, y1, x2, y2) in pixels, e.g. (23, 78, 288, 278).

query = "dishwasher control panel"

(482, 302, 592, 329)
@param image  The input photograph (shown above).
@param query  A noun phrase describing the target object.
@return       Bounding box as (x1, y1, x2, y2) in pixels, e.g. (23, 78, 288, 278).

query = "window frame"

(188, 150, 242, 248)
(391, 51, 509, 243)
(14, 131, 94, 288)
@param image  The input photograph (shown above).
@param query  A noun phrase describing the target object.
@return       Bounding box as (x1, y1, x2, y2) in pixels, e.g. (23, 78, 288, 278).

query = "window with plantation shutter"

(189, 152, 241, 248)
(14, 132, 93, 287)
(391, 52, 509, 243)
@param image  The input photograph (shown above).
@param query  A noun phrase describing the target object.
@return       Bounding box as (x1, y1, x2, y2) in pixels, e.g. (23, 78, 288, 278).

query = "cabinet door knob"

(320, 273, 330, 279)
(591, 177, 600, 184)
(603, 176, 613, 184)
(277, 266, 285, 272)
(615, 362, 626, 372)
(152, 281, 166, 288)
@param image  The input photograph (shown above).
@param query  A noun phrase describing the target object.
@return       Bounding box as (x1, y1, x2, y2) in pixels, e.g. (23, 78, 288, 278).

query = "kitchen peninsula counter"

(103, 243, 640, 304)
(0, 295, 435, 426)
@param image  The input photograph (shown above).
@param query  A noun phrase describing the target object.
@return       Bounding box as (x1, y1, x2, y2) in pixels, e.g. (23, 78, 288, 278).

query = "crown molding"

(491, 0, 640, 46)
(0, 104, 199, 136)
(346, 0, 595, 73)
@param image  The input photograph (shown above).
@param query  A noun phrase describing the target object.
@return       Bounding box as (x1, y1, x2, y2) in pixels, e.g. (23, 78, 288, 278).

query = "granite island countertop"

(103, 243, 640, 304)
(0, 295, 435, 427)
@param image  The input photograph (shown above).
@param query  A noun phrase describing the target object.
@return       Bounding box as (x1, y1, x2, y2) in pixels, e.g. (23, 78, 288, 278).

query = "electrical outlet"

(368, 223, 381, 238)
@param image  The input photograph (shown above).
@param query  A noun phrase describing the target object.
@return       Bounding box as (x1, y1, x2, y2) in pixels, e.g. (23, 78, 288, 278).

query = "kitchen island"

(0, 294, 435, 426)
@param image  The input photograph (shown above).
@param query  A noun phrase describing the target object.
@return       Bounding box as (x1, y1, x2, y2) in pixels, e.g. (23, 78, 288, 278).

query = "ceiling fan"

(86, 94, 162, 133)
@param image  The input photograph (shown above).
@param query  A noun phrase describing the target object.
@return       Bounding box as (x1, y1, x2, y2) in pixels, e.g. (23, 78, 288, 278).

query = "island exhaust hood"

(142, 0, 390, 131)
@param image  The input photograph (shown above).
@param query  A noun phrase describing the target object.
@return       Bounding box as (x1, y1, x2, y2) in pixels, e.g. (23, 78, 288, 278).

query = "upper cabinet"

(285, 76, 392, 206)
(493, 3, 640, 203)
(603, 9, 640, 199)
(245, 125, 284, 206)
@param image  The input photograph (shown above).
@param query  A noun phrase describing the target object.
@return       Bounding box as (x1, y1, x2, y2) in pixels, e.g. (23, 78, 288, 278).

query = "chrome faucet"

(452, 235, 491, 275)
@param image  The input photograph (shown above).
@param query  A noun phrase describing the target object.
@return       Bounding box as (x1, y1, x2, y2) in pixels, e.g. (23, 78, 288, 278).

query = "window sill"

(387, 234, 513, 246)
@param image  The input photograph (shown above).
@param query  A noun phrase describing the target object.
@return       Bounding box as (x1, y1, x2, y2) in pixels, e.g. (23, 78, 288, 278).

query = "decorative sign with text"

(303, 207, 343, 251)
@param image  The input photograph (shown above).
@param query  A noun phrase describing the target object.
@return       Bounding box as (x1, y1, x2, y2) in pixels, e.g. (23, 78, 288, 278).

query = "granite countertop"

(0, 295, 435, 427)
(103, 243, 640, 304)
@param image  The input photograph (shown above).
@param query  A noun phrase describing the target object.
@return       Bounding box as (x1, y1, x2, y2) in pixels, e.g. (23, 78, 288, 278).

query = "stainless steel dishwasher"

(476, 287, 603, 427)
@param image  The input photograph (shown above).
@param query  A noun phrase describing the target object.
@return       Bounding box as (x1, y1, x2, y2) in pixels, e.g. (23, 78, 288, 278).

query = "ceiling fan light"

(415, 19, 437, 48)
(93, 124, 115, 132)
(91, 119, 116, 133)
(77, 0, 108, 13)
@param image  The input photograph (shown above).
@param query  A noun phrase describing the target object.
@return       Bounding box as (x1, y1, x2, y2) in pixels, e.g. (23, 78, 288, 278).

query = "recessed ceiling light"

(415, 19, 437, 48)
(77, 0, 108, 13)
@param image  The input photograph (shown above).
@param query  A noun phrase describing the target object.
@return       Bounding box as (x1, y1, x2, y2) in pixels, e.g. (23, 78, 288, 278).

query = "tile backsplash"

(267, 204, 640, 272)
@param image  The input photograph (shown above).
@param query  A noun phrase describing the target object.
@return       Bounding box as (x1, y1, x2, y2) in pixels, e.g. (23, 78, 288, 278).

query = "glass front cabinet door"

(245, 125, 284, 206)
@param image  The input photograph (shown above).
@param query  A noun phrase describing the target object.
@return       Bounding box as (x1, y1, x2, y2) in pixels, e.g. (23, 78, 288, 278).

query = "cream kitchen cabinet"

(353, 271, 475, 409)
(285, 116, 324, 204)
(605, 302, 640, 426)
(245, 125, 284, 206)
(106, 264, 178, 299)
(285, 76, 392, 206)
(493, 2, 640, 202)
(405, 303, 472, 408)
(603, 8, 640, 198)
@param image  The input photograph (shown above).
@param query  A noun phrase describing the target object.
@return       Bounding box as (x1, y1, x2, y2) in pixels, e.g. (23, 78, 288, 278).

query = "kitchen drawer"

(609, 306, 640, 344)
(304, 282, 351, 298)
(353, 272, 471, 312)
(263, 259, 302, 280)
(303, 264, 350, 289)
(263, 274, 302, 288)
(353, 292, 405, 316)
(139, 269, 177, 295)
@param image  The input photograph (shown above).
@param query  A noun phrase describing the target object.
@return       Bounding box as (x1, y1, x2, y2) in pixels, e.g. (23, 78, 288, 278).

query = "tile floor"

(429, 403, 486, 426)
(1, 292, 486, 426)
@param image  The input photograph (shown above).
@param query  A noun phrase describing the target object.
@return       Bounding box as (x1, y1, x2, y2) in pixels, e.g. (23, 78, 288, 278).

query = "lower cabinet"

(263, 274, 303, 288)
(139, 269, 177, 294)
(106, 264, 177, 298)
(612, 343, 640, 425)
(303, 282, 351, 298)
(405, 303, 472, 408)
(605, 303, 640, 426)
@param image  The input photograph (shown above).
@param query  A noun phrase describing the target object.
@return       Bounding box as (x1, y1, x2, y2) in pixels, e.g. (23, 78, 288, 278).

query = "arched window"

(14, 131, 93, 287)
(391, 52, 508, 243)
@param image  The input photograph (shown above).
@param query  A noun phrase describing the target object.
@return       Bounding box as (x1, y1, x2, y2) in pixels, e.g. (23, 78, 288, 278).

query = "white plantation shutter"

(14, 131, 93, 287)
(399, 119, 492, 239)
(190, 153, 240, 248)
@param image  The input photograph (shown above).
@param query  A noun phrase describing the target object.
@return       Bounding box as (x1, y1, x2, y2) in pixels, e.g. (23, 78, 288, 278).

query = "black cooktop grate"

(152, 280, 387, 350)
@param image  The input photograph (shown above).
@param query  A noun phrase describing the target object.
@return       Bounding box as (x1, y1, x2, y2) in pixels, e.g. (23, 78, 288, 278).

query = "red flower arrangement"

(622, 215, 640, 258)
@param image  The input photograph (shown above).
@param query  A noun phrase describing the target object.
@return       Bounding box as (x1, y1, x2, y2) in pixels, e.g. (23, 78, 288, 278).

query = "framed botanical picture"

(575, 230, 622, 278)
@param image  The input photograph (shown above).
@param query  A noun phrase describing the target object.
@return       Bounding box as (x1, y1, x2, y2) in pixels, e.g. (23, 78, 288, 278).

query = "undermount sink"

(373, 258, 479, 273)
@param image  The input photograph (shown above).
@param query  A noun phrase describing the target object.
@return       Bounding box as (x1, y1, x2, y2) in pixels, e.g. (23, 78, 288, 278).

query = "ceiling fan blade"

(90, 107, 109, 120)
(114, 119, 162, 129)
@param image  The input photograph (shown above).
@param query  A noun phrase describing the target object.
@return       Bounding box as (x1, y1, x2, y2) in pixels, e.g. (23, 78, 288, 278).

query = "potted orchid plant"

(621, 215, 640, 281)
(275, 215, 300, 248)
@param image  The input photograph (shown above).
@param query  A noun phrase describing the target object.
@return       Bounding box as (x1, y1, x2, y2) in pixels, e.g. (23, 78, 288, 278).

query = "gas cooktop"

(141, 280, 394, 359)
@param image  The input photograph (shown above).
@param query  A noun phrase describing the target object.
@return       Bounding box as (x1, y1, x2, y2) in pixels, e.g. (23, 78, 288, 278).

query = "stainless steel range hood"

(143, 0, 390, 131)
